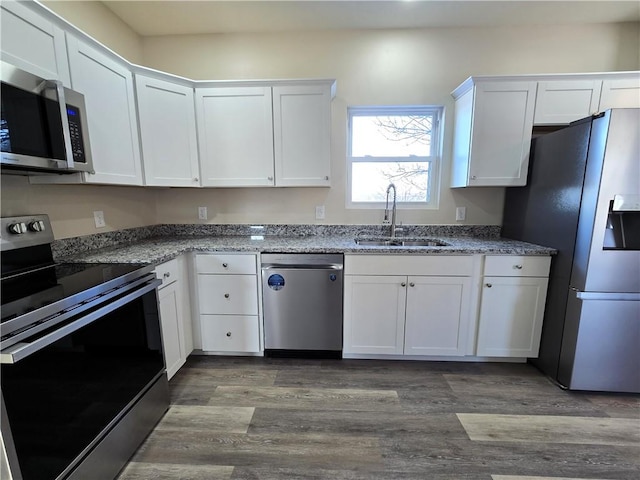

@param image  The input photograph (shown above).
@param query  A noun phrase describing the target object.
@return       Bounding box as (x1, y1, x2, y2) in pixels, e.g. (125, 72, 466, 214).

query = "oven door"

(1, 278, 166, 480)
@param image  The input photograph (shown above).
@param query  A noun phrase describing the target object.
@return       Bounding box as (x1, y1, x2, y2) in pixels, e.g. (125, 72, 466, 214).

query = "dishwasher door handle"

(261, 264, 343, 271)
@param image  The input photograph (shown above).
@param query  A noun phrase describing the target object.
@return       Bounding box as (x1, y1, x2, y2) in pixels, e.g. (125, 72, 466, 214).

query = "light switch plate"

(198, 206, 207, 220)
(315, 205, 325, 220)
(456, 206, 466, 221)
(93, 210, 105, 228)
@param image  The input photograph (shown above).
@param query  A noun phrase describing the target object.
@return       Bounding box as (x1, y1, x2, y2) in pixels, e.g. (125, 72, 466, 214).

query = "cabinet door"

(158, 282, 186, 379)
(599, 76, 640, 110)
(404, 276, 471, 356)
(66, 35, 143, 185)
(534, 80, 602, 125)
(0, 0, 70, 86)
(273, 84, 331, 186)
(343, 276, 406, 355)
(468, 81, 537, 186)
(476, 276, 548, 357)
(196, 86, 274, 186)
(135, 75, 200, 187)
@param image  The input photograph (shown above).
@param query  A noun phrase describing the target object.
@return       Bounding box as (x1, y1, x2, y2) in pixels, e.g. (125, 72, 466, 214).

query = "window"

(347, 105, 443, 209)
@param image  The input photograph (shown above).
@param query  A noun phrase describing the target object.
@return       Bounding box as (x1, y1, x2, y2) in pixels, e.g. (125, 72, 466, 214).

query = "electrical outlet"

(93, 210, 105, 228)
(455, 206, 466, 221)
(315, 205, 325, 220)
(198, 206, 207, 220)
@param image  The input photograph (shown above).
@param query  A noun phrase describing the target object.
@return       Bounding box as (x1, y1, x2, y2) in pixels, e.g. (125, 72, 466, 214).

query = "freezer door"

(559, 292, 640, 393)
(572, 109, 640, 293)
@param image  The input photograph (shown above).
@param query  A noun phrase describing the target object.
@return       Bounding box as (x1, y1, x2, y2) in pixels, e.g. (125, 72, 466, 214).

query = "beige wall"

(2, 1, 639, 237)
(144, 23, 639, 226)
(41, 0, 143, 64)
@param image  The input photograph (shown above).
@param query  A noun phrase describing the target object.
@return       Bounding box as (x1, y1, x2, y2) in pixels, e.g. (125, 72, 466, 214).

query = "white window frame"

(346, 105, 443, 210)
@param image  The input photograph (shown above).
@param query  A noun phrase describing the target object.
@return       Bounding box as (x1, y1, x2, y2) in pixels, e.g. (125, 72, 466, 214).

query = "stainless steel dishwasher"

(261, 253, 343, 358)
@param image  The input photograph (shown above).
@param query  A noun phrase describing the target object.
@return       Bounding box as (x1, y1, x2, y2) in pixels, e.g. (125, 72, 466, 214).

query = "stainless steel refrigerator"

(502, 108, 640, 393)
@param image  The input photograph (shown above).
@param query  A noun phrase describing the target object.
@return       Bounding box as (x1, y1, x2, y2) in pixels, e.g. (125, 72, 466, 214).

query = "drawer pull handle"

(163, 272, 171, 278)
(486, 283, 492, 288)
(409, 282, 415, 287)
(514, 265, 523, 270)
(226, 332, 232, 337)
(224, 293, 230, 298)
(401, 282, 406, 287)
(222, 263, 228, 268)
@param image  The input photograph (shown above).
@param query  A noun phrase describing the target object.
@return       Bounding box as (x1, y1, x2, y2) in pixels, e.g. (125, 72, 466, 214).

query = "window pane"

(351, 115, 433, 157)
(352, 162, 430, 203)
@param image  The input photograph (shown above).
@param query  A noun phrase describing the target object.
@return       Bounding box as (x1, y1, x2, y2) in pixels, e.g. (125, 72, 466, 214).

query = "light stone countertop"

(58, 234, 556, 266)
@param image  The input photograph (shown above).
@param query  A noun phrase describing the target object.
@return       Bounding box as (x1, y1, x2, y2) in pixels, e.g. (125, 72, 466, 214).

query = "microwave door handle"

(36, 80, 75, 170)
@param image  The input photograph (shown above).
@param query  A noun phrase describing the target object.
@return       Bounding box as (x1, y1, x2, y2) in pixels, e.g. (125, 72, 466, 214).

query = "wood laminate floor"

(118, 356, 640, 480)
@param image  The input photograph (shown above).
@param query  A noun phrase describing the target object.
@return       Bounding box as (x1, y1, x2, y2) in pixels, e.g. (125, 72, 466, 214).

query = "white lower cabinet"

(155, 256, 193, 379)
(343, 255, 473, 356)
(195, 253, 261, 353)
(475, 255, 551, 357)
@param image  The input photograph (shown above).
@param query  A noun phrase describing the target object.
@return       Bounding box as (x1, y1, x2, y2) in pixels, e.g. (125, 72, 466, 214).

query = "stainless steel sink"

(354, 238, 449, 247)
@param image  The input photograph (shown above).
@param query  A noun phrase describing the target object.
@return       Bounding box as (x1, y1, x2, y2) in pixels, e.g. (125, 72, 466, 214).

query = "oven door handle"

(0, 278, 161, 364)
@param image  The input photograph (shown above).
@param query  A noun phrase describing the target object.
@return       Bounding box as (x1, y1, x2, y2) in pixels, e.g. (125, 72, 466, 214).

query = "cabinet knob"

(194, 177, 199, 182)
(514, 265, 523, 270)
(224, 293, 230, 298)
(226, 332, 232, 337)
(163, 272, 171, 278)
(222, 263, 228, 268)
(471, 175, 477, 180)
(267, 176, 273, 181)
(401, 282, 407, 287)
(409, 282, 415, 287)
(324, 175, 329, 181)
(486, 283, 492, 288)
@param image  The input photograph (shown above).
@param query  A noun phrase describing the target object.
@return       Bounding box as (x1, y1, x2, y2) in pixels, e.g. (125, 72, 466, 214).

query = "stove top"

(1, 262, 149, 323)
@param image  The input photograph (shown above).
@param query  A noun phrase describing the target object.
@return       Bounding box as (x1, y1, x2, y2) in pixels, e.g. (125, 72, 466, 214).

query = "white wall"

(2, 1, 638, 237)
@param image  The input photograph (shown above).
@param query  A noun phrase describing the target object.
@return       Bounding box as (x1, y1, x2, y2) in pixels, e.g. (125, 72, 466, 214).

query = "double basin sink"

(354, 238, 450, 247)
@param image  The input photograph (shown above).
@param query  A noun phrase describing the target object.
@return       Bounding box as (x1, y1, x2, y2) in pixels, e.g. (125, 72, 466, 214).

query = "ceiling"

(100, 0, 640, 36)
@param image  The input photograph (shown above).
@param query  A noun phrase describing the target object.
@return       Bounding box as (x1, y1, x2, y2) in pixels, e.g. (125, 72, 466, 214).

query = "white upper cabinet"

(451, 79, 537, 187)
(196, 86, 275, 187)
(195, 81, 334, 188)
(0, 0, 70, 86)
(534, 80, 602, 125)
(135, 74, 200, 187)
(599, 74, 640, 110)
(273, 84, 331, 186)
(65, 35, 143, 185)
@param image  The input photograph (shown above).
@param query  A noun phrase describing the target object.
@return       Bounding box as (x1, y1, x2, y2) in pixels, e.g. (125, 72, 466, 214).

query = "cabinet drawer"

(154, 258, 179, 287)
(200, 315, 260, 352)
(198, 274, 258, 315)
(484, 255, 551, 277)
(345, 254, 473, 276)
(196, 253, 257, 274)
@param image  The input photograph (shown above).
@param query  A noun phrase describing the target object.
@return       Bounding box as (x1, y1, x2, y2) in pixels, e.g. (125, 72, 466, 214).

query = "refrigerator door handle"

(574, 291, 640, 301)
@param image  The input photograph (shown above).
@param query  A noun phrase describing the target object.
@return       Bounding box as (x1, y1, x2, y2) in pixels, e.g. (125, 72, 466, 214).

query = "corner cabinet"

(195, 80, 334, 187)
(343, 255, 474, 357)
(135, 74, 200, 187)
(451, 79, 537, 187)
(476, 255, 551, 357)
(66, 36, 143, 185)
(0, 0, 70, 86)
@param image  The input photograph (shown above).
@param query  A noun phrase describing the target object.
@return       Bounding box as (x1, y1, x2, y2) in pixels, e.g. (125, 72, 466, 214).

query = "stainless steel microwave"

(1, 62, 93, 175)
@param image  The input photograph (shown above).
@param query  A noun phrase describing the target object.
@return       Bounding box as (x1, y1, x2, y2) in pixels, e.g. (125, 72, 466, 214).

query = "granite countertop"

(58, 234, 556, 265)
